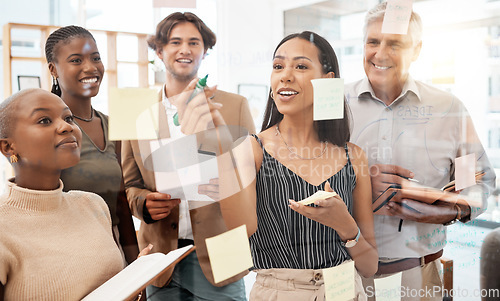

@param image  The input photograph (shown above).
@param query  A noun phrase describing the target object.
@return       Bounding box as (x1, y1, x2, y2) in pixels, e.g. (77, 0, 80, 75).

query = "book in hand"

(82, 245, 195, 301)
(441, 171, 485, 192)
(371, 184, 402, 215)
(371, 173, 484, 215)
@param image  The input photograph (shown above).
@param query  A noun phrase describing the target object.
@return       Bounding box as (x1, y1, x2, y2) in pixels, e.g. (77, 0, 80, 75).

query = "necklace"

(73, 107, 94, 122)
(275, 124, 328, 160)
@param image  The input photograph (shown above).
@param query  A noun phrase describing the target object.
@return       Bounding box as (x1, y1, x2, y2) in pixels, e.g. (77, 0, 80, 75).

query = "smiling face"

(363, 20, 421, 101)
(270, 38, 330, 117)
(49, 36, 104, 100)
(7, 90, 82, 172)
(157, 22, 206, 82)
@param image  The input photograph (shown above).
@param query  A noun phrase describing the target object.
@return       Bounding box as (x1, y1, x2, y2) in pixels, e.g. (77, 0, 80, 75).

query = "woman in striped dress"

(220, 31, 378, 300)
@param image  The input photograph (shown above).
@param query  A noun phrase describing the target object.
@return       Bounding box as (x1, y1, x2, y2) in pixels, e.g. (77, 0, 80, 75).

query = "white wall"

(0, 0, 77, 99)
(215, 0, 325, 129)
(215, 0, 326, 93)
(215, 0, 276, 93)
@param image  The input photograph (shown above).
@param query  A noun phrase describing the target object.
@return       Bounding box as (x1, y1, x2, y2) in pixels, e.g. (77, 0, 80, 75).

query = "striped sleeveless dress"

(250, 134, 356, 270)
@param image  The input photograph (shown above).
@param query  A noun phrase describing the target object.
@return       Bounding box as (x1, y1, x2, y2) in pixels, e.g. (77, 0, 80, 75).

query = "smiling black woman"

(45, 25, 140, 266)
(0, 89, 124, 300)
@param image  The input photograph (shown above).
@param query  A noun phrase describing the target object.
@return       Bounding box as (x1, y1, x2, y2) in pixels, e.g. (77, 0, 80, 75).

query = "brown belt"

(376, 249, 443, 275)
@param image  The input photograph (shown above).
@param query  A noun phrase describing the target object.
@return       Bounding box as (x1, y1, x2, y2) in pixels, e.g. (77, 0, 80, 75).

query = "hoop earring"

(270, 90, 274, 99)
(10, 154, 18, 163)
(52, 77, 59, 91)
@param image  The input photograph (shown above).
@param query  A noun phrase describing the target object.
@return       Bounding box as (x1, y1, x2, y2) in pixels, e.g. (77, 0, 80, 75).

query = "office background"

(2, 0, 500, 298)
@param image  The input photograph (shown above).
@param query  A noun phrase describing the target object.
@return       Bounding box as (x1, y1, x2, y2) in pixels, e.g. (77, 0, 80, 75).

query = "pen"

(173, 74, 209, 126)
(400, 175, 419, 183)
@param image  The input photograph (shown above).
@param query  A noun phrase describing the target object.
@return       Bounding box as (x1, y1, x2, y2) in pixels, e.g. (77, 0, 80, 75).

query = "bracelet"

(458, 204, 472, 223)
(456, 204, 462, 220)
(341, 227, 361, 248)
(135, 292, 143, 301)
(443, 204, 461, 226)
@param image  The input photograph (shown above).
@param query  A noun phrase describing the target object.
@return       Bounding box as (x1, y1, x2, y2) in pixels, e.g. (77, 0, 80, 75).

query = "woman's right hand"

(133, 246, 152, 301)
(145, 192, 180, 221)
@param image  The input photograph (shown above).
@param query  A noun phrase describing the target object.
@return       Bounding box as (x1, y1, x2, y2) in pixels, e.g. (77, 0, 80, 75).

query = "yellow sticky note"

(108, 87, 159, 140)
(432, 56, 455, 85)
(374, 272, 402, 301)
(205, 225, 253, 284)
(455, 153, 476, 191)
(311, 78, 344, 121)
(381, 0, 413, 35)
(323, 260, 355, 301)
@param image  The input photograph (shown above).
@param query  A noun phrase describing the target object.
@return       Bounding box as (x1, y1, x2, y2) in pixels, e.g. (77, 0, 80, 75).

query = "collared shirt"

(161, 85, 193, 240)
(346, 76, 495, 258)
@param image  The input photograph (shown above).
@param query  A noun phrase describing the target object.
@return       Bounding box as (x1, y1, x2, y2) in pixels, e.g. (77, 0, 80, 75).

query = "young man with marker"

(121, 12, 255, 300)
(346, 3, 495, 300)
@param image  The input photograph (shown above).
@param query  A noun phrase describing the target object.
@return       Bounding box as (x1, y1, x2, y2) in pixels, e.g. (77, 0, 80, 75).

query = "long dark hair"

(260, 31, 351, 147)
(45, 25, 96, 96)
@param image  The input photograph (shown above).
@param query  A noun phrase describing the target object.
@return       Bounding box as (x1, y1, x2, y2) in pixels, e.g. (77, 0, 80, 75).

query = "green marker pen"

(173, 74, 209, 126)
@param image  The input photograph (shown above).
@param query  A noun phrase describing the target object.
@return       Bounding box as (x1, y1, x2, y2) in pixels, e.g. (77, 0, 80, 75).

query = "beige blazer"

(122, 89, 256, 287)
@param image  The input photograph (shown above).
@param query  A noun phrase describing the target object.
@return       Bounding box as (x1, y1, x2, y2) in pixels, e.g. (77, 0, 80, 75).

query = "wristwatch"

(443, 204, 461, 226)
(342, 227, 360, 248)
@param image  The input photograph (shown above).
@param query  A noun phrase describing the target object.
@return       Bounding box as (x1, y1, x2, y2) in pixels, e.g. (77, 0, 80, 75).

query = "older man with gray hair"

(346, 2, 495, 300)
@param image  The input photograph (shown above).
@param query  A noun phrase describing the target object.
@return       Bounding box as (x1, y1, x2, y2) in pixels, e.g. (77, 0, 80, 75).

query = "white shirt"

(160, 86, 193, 240)
(346, 76, 495, 258)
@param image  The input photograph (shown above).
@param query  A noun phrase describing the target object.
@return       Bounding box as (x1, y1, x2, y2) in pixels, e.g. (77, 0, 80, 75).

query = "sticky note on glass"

(205, 224, 253, 284)
(323, 260, 355, 301)
(374, 272, 402, 301)
(311, 78, 344, 121)
(108, 87, 159, 140)
(455, 153, 476, 191)
(381, 0, 413, 35)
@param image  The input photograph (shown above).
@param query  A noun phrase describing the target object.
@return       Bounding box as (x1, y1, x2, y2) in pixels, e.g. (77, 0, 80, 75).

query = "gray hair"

(0, 89, 40, 139)
(364, 2, 423, 45)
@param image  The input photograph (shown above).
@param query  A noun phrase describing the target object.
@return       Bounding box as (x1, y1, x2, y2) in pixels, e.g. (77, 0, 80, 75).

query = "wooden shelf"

(3, 23, 151, 98)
